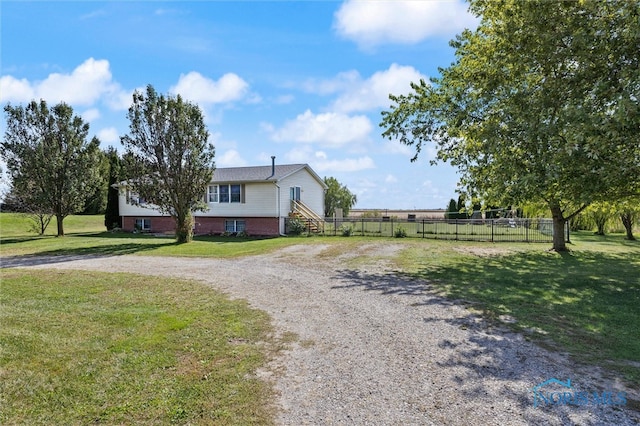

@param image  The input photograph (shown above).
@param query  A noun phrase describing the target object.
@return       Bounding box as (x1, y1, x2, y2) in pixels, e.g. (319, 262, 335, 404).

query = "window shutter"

(241, 184, 246, 203)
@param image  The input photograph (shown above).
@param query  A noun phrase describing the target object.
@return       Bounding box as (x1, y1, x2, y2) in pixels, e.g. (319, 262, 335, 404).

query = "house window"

(208, 185, 218, 203)
(225, 219, 245, 233)
(135, 218, 151, 232)
(290, 186, 301, 201)
(220, 185, 229, 203)
(128, 191, 145, 205)
(230, 184, 241, 202)
(217, 184, 242, 203)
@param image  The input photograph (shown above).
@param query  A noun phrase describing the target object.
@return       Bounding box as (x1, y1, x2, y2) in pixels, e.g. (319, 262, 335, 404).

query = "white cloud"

(106, 88, 136, 111)
(275, 94, 295, 104)
(216, 149, 248, 167)
(0, 76, 34, 102)
(82, 108, 101, 122)
(284, 146, 314, 164)
(331, 63, 426, 113)
(270, 110, 372, 147)
(383, 139, 415, 157)
(385, 174, 398, 183)
(334, 0, 478, 48)
(97, 127, 120, 144)
(313, 156, 375, 173)
(170, 71, 249, 105)
(300, 70, 360, 95)
(0, 58, 130, 110)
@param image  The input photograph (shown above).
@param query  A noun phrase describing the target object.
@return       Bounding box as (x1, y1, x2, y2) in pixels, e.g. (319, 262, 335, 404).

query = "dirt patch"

(452, 245, 515, 257)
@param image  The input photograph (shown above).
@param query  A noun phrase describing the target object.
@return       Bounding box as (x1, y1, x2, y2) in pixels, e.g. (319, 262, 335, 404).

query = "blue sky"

(1, 1, 478, 209)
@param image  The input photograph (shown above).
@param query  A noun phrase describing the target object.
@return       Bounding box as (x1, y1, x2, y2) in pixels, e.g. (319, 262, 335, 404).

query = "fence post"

(422, 219, 425, 238)
(491, 219, 494, 242)
(455, 219, 458, 240)
(526, 219, 529, 242)
(361, 217, 364, 236)
(391, 218, 394, 238)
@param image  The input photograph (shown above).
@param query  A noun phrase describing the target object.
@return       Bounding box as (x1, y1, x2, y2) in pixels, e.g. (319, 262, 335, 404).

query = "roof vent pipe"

(268, 156, 275, 179)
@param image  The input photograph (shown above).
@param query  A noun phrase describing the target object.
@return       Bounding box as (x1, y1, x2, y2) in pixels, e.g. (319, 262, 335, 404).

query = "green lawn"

(0, 212, 320, 258)
(0, 269, 277, 425)
(0, 212, 107, 238)
(396, 233, 640, 386)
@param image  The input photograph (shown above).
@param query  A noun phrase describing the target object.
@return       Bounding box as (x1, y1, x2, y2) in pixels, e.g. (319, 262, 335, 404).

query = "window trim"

(209, 184, 243, 203)
(224, 219, 246, 233)
(134, 218, 151, 232)
(208, 185, 219, 203)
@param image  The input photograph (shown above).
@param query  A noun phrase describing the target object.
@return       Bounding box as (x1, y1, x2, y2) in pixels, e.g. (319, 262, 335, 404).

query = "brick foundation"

(121, 216, 280, 236)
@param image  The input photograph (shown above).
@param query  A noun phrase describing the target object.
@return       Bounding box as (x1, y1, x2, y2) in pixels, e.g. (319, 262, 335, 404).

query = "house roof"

(212, 163, 328, 188)
(116, 163, 328, 189)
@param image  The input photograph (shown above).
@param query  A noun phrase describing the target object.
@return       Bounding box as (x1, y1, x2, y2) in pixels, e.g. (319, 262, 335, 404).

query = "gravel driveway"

(4, 243, 638, 425)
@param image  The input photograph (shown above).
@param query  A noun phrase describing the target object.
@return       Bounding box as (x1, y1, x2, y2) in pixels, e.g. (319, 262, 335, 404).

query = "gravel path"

(3, 244, 638, 425)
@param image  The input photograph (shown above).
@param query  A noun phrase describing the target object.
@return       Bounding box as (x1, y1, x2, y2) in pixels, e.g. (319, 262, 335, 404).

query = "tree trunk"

(56, 213, 65, 237)
(592, 212, 607, 235)
(550, 204, 568, 251)
(175, 211, 194, 243)
(620, 213, 636, 241)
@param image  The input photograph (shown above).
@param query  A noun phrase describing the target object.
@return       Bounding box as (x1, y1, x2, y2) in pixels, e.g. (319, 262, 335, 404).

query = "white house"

(118, 158, 327, 236)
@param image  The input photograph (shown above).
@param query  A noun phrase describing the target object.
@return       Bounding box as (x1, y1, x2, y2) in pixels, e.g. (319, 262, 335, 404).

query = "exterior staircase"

(290, 200, 324, 233)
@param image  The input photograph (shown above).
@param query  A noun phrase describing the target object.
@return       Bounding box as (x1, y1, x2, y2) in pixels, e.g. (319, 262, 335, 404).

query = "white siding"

(118, 190, 164, 216)
(117, 166, 324, 224)
(196, 182, 278, 217)
(279, 168, 325, 217)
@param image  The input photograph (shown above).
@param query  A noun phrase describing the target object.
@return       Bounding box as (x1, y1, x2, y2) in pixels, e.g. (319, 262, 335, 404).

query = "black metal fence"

(285, 217, 567, 243)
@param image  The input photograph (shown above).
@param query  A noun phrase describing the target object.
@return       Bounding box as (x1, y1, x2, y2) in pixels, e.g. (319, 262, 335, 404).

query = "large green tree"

(103, 146, 122, 230)
(618, 198, 640, 241)
(121, 85, 215, 243)
(2, 100, 101, 236)
(82, 149, 110, 215)
(381, 0, 640, 251)
(323, 176, 357, 217)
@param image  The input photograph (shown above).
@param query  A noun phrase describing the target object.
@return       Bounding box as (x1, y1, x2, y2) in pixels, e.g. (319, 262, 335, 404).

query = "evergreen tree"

(104, 147, 121, 230)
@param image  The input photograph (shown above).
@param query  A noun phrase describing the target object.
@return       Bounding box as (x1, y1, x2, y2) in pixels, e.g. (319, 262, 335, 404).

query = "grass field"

(312, 217, 556, 242)
(0, 269, 277, 425)
(0, 213, 314, 258)
(397, 234, 640, 385)
(0, 213, 107, 238)
(1, 212, 639, 412)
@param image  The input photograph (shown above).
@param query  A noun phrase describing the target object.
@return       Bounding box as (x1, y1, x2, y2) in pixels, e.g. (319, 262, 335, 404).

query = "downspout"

(266, 156, 285, 236)
(275, 183, 286, 236)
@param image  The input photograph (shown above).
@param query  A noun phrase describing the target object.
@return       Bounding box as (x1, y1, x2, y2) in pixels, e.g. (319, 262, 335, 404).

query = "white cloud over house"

(330, 64, 427, 113)
(334, 0, 478, 48)
(169, 71, 249, 105)
(269, 110, 372, 147)
(313, 156, 375, 173)
(216, 149, 248, 167)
